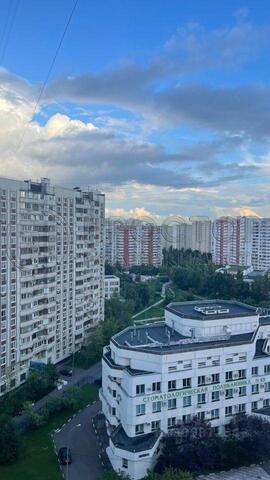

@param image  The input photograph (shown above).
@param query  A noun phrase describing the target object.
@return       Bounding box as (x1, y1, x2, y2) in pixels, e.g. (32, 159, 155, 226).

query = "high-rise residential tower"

(0, 177, 105, 395)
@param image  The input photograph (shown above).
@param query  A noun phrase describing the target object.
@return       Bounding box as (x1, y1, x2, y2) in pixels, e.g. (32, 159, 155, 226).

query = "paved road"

(54, 401, 104, 480)
(33, 361, 102, 412)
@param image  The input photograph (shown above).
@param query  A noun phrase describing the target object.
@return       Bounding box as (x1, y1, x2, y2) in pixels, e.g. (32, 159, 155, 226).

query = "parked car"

(59, 369, 73, 377)
(58, 447, 72, 465)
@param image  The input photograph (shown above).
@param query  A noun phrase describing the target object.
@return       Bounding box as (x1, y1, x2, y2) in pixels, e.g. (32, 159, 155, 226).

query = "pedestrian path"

(198, 465, 270, 480)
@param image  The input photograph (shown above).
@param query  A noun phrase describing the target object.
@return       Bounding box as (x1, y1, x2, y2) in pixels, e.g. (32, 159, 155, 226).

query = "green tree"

(0, 414, 21, 464)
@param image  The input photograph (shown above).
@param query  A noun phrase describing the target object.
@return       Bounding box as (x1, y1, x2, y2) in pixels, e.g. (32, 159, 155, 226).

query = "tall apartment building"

(100, 299, 270, 479)
(105, 219, 162, 267)
(212, 216, 270, 270)
(162, 218, 212, 254)
(0, 177, 105, 395)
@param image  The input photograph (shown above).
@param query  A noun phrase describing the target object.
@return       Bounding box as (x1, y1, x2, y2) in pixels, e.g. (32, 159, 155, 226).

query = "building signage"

(142, 376, 266, 403)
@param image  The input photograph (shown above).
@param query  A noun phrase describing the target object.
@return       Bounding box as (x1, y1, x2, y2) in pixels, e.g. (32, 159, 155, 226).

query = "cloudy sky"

(0, 0, 270, 219)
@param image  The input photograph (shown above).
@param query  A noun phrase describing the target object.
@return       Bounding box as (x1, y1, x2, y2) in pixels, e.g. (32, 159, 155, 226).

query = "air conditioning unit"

(146, 423, 151, 426)
(206, 376, 212, 384)
(233, 373, 239, 379)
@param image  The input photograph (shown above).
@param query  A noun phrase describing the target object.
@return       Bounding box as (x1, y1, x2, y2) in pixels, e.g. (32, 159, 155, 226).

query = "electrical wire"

(0, 0, 20, 65)
(16, 0, 79, 153)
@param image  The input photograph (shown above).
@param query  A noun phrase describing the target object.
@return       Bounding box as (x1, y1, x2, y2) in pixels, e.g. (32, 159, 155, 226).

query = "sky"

(0, 0, 270, 219)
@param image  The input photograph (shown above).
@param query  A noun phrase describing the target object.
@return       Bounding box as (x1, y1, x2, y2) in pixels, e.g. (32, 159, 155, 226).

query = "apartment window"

(168, 417, 176, 429)
(168, 380, 176, 391)
(136, 384, 145, 395)
(168, 398, 177, 410)
(211, 408, 219, 420)
(151, 420, 160, 431)
(212, 391, 220, 402)
(122, 458, 128, 469)
(152, 401, 161, 413)
(225, 388, 233, 399)
(198, 376, 205, 386)
(252, 401, 258, 411)
(226, 371, 233, 381)
(183, 396, 191, 407)
(239, 386, 246, 397)
(152, 382, 161, 393)
(238, 369, 246, 379)
(264, 399, 270, 408)
(225, 406, 232, 417)
(112, 389, 116, 398)
(183, 378, 191, 389)
(112, 407, 116, 416)
(265, 365, 270, 374)
(135, 424, 144, 435)
(252, 384, 259, 394)
(136, 404, 146, 416)
(198, 393, 206, 404)
(252, 367, 258, 376)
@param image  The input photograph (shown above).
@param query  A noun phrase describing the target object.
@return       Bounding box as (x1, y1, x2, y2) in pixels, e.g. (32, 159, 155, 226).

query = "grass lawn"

(135, 304, 165, 321)
(0, 384, 99, 480)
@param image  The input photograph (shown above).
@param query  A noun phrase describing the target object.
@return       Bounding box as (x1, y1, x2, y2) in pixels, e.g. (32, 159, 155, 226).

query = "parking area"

(53, 400, 106, 480)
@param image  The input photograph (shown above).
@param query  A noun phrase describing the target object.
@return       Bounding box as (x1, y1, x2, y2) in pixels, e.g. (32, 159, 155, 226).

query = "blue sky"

(0, 0, 270, 219)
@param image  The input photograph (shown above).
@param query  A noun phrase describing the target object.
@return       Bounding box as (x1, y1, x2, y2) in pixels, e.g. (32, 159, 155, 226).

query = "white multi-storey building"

(105, 219, 162, 267)
(161, 218, 212, 254)
(0, 177, 105, 395)
(104, 275, 120, 299)
(212, 216, 270, 270)
(100, 299, 270, 480)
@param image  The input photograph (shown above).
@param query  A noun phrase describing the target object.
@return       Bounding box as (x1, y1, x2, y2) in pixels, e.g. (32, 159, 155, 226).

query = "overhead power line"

(0, 0, 20, 65)
(16, 0, 79, 153)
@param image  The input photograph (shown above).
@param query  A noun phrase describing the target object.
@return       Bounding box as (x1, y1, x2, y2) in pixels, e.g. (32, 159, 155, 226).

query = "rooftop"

(112, 322, 254, 354)
(166, 300, 257, 321)
(111, 425, 161, 452)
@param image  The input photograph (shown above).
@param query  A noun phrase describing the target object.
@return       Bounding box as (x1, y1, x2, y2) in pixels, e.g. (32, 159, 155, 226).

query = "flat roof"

(166, 300, 257, 321)
(111, 425, 160, 452)
(112, 322, 254, 354)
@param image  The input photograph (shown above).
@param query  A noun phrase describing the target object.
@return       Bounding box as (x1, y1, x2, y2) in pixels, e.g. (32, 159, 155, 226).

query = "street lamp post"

(66, 423, 81, 480)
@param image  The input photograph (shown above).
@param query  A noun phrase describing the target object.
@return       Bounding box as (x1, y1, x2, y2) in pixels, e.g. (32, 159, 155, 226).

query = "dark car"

(59, 369, 73, 377)
(58, 447, 72, 465)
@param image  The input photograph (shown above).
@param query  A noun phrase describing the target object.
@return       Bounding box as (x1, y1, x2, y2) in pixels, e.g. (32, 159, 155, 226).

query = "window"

(168, 398, 177, 410)
(197, 411, 205, 421)
(182, 414, 191, 423)
(198, 393, 206, 404)
(152, 401, 161, 413)
(112, 389, 116, 398)
(136, 404, 146, 416)
(112, 407, 116, 416)
(225, 388, 233, 399)
(252, 384, 259, 394)
(198, 376, 205, 386)
(152, 382, 161, 393)
(183, 378, 191, 389)
(136, 384, 145, 395)
(211, 408, 219, 420)
(226, 371, 233, 381)
(265, 382, 270, 392)
(238, 369, 246, 379)
(212, 391, 220, 402)
(168, 417, 176, 429)
(252, 401, 258, 411)
(252, 367, 258, 376)
(122, 458, 128, 469)
(238, 404, 246, 413)
(239, 386, 246, 396)
(211, 373, 219, 384)
(225, 406, 232, 417)
(135, 424, 144, 435)
(151, 420, 160, 431)
(264, 399, 270, 408)
(183, 396, 191, 407)
(264, 365, 270, 374)
(168, 380, 176, 391)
